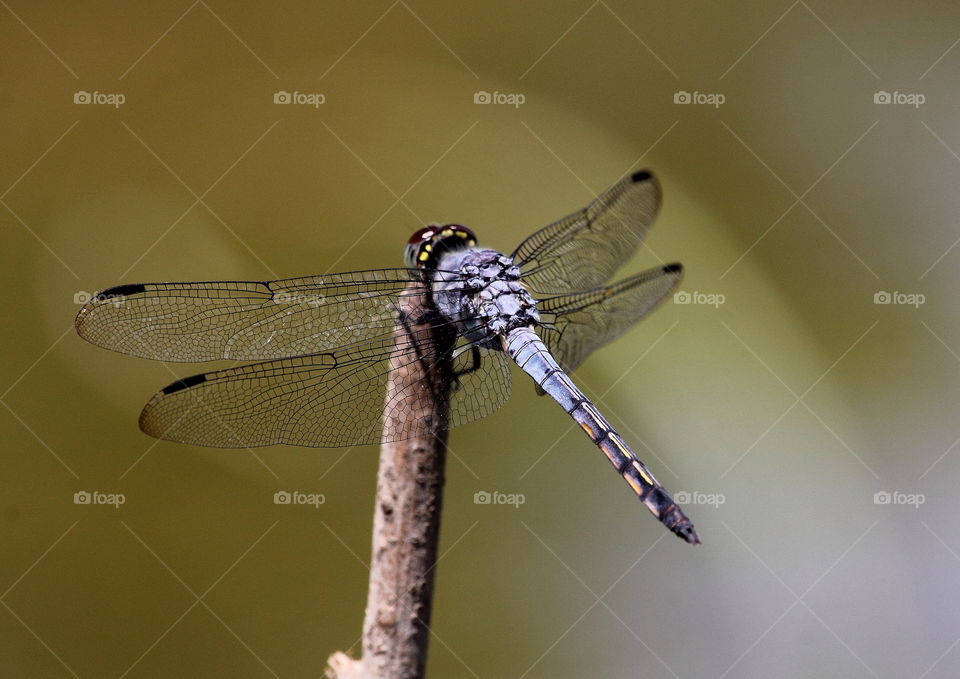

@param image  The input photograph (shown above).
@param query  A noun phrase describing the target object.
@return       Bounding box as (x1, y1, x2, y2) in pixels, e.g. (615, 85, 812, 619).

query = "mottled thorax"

(431, 248, 540, 348)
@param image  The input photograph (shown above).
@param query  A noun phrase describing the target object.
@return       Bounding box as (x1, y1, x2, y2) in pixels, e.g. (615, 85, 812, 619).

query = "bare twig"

(328, 282, 454, 679)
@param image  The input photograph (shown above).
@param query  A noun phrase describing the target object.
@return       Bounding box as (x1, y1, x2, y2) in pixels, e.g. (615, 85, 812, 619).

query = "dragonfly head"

(404, 224, 477, 270)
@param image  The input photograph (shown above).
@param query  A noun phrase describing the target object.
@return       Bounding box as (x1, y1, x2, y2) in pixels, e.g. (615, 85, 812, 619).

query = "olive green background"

(3, 2, 960, 677)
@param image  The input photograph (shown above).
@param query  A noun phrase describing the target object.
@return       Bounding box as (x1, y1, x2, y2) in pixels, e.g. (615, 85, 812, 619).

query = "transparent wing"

(74, 269, 422, 362)
(511, 171, 663, 295)
(536, 264, 682, 374)
(138, 330, 512, 448)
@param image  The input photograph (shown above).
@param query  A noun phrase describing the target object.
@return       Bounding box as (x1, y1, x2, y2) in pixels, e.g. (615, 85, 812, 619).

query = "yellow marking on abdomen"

(578, 421, 594, 438)
(643, 496, 663, 517)
(609, 435, 635, 462)
(632, 460, 654, 486)
(624, 474, 644, 495)
(600, 446, 624, 468)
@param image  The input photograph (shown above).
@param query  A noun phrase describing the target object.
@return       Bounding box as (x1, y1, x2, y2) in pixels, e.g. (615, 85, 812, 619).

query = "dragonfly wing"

(512, 171, 663, 295)
(139, 331, 512, 449)
(536, 264, 682, 374)
(448, 342, 512, 429)
(75, 269, 420, 362)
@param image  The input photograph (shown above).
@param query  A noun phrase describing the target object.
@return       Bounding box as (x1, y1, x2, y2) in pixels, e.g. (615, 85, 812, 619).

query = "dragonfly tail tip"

(675, 523, 701, 545)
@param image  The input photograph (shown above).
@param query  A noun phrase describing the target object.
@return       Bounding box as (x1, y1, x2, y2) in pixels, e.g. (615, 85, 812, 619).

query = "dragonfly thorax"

(431, 248, 540, 349)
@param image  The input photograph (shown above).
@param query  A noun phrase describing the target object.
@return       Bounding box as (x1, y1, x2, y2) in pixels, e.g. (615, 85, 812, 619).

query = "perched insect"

(77, 171, 699, 543)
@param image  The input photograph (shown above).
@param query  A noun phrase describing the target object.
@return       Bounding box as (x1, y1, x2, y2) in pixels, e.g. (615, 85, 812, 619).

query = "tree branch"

(328, 282, 453, 679)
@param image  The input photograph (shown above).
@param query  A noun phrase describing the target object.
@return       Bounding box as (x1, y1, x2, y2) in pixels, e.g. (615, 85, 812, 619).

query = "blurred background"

(2, 1, 959, 677)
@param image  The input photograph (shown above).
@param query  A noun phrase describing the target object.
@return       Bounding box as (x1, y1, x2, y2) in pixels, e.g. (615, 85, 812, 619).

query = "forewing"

(536, 264, 682, 374)
(138, 332, 512, 448)
(75, 269, 419, 362)
(512, 171, 662, 295)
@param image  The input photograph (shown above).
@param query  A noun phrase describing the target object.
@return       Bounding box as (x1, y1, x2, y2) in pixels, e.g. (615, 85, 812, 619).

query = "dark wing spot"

(630, 170, 653, 183)
(98, 284, 146, 299)
(663, 263, 683, 274)
(161, 373, 208, 394)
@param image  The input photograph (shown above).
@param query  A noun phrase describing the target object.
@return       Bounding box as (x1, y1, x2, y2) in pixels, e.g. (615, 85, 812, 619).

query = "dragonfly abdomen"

(505, 327, 700, 544)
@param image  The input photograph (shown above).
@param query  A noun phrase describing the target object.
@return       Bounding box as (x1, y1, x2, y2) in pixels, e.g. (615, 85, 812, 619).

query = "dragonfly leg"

(393, 300, 458, 410)
(390, 296, 438, 327)
(449, 345, 481, 392)
(393, 305, 432, 366)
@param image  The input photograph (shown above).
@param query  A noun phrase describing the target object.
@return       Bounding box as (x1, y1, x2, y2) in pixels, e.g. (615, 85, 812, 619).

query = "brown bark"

(328, 282, 453, 679)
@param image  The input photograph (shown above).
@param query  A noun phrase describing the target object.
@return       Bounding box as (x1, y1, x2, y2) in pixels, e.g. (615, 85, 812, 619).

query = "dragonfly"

(75, 171, 699, 544)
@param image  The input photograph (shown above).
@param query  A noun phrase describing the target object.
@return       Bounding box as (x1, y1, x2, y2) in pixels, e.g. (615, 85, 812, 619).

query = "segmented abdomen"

(504, 327, 699, 544)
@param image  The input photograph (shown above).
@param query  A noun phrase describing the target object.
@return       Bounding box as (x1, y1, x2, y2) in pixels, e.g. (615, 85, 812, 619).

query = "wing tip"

(138, 394, 160, 438)
(75, 283, 147, 338)
(138, 373, 209, 441)
(663, 262, 683, 275)
(628, 169, 663, 209)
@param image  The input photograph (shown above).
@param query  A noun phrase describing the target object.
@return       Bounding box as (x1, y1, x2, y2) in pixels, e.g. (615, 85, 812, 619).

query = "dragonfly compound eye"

(404, 224, 478, 269)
